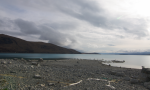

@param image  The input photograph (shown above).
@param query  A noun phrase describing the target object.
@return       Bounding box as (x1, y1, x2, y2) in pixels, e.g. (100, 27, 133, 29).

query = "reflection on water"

(0, 53, 150, 69)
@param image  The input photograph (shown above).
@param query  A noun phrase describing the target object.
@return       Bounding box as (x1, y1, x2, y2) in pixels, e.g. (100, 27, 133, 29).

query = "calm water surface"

(0, 53, 150, 69)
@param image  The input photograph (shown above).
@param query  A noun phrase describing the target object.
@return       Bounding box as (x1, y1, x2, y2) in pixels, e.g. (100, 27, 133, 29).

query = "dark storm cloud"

(0, 17, 77, 47)
(15, 19, 41, 34)
(0, 0, 148, 38)
(38, 25, 77, 46)
(56, 0, 108, 28)
(48, 22, 78, 30)
(15, 19, 78, 47)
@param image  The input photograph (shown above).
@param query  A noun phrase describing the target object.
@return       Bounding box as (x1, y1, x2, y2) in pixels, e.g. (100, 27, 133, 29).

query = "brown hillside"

(0, 34, 81, 54)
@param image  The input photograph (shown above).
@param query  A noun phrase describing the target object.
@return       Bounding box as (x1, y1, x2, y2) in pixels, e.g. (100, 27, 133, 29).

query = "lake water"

(0, 53, 150, 69)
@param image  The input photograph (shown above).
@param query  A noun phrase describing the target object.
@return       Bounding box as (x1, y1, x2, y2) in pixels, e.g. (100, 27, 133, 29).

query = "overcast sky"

(0, 0, 150, 53)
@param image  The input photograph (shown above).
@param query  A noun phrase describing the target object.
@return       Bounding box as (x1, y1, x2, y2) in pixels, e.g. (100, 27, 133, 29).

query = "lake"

(0, 53, 150, 69)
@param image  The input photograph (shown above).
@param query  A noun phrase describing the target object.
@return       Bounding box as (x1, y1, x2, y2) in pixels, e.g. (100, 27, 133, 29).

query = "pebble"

(109, 71, 125, 77)
(39, 84, 45, 87)
(38, 58, 44, 62)
(32, 62, 38, 65)
(10, 71, 16, 73)
(48, 83, 55, 86)
(1, 61, 7, 64)
(8, 61, 12, 64)
(33, 74, 42, 79)
(31, 65, 34, 68)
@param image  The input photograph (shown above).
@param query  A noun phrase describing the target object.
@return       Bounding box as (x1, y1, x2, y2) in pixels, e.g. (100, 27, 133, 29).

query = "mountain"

(0, 34, 81, 54)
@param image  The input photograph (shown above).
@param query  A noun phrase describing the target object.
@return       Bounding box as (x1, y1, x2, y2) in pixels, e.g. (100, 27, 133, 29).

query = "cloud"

(15, 19, 41, 34)
(108, 44, 115, 46)
(48, 22, 78, 31)
(38, 25, 78, 47)
(0, 17, 78, 48)
(1, 0, 148, 38)
(0, 0, 150, 53)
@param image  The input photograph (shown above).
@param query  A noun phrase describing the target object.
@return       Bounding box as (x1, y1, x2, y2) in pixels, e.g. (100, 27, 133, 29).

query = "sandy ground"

(0, 59, 148, 90)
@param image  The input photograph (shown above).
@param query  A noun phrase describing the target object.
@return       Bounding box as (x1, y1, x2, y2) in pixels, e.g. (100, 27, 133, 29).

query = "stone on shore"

(1, 61, 6, 64)
(37, 63, 40, 67)
(144, 82, 150, 89)
(124, 77, 130, 81)
(109, 71, 125, 77)
(48, 83, 55, 86)
(10, 71, 16, 73)
(32, 62, 38, 65)
(38, 58, 44, 62)
(8, 61, 12, 64)
(39, 84, 45, 87)
(33, 74, 42, 79)
(141, 66, 150, 74)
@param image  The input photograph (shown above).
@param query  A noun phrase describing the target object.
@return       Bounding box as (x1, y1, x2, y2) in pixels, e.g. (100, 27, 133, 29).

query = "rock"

(147, 75, 150, 81)
(32, 62, 38, 65)
(124, 77, 130, 81)
(110, 71, 117, 75)
(130, 79, 140, 84)
(116, 72, 125, 77)
(7, 61, 12, 64)
(31, 65, 34, 68)
(33, 74, 42, 79)
(10, 71, 16, 73)
(48, 83, 55, 86)
(144, 82, 150, 89)
(1, 61, 6, 64)
(141, 66, 150, 74)
(38, 58, 44, 62)
(138, 73, 149, 82)
(39, 84, 45, 87)
(109, 71, 125, 77)
(37, 63, 40, 67)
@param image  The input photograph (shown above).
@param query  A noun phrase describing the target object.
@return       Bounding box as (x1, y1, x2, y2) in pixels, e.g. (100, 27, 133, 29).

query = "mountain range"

(0, 34, 81, 54)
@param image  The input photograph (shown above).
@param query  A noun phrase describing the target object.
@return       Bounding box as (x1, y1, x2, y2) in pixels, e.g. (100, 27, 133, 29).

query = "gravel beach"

(0, 59, 149, 90)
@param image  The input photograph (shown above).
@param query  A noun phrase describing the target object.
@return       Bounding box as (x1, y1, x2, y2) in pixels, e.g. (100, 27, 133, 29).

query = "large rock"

(138, 73, 149, 82)
(144, 82, 150, 89)
(141, 66, 150, 74)
(38, 58, 44, 62)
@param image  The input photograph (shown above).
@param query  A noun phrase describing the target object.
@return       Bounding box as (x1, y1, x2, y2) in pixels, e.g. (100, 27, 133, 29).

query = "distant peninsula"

(0, 34, 81, 54)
